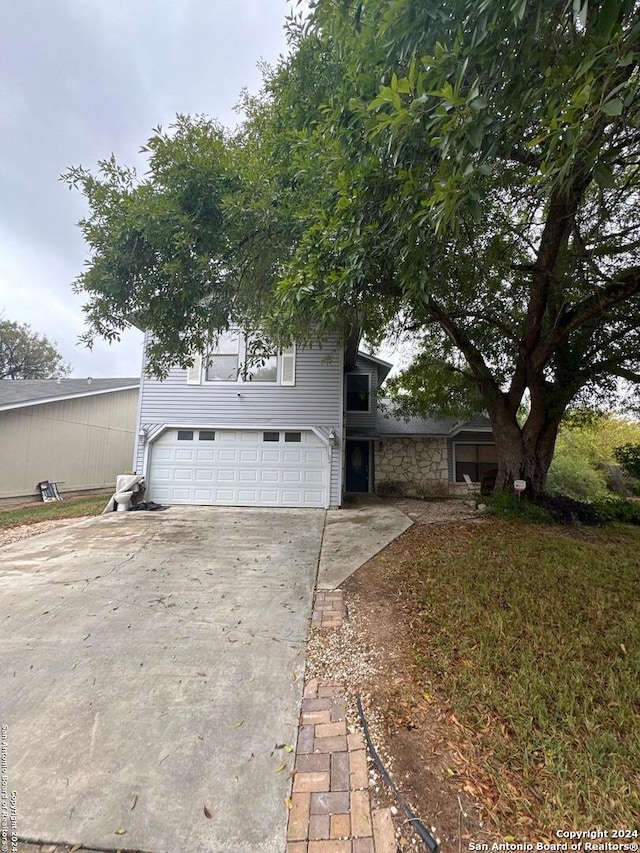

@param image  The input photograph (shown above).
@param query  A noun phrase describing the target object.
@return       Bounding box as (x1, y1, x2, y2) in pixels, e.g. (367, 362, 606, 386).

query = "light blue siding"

(136, 335, 345, 506)
(344, 354, 378, 432)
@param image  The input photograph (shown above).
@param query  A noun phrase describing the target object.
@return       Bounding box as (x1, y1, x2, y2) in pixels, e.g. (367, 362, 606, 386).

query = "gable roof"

(355, 351, 393, 385)
(0, 378, 139, 412)
(374, 399, 492, 437)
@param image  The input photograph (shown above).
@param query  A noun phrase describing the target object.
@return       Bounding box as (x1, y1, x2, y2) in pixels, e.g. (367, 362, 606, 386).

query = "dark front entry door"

(345, 440, 370, 492)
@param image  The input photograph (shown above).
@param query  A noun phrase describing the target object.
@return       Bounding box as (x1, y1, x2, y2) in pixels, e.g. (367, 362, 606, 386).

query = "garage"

(147, 427, 330, 507)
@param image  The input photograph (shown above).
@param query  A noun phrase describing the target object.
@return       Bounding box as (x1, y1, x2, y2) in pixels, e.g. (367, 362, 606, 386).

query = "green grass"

(486, 489, 553, 523)
(393, 520, 640, 832)
(0, 494, 108, 529)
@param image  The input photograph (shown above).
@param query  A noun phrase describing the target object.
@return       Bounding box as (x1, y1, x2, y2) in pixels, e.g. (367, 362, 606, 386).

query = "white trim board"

(0, 385, 139, 413)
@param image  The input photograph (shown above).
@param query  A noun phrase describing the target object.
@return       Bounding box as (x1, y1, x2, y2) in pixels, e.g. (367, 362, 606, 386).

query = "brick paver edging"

(311, 590, 345, 628)
(286, 592, 396, 853)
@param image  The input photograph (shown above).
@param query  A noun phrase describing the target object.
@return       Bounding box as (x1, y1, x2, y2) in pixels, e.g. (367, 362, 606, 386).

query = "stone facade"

(374, 437, 454, 497)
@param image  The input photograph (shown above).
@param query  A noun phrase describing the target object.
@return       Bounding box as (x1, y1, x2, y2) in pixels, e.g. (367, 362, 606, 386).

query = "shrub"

(592, 495, 640, 525)
(546, 450, 607, 502)
(599, 463, 629, 496)
(613, 443, 640, 479)
(488, 491, 605, 526)
(540, 494, 602, 526)
(548, 415, 640, 501)
(487, 490, 552, 523)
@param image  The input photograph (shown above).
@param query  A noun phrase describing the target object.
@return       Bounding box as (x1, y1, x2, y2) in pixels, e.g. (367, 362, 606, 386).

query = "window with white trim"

(205, 330, 242, 381)
(197, 330, 295, 386)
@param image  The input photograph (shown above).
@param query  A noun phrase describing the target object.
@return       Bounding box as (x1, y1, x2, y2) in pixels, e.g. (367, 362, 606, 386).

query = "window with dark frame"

(177, 430, 194, 441)
(198, 431, 216, 441)
(346, 373, 370, 412)
(455, 444, 498, 482)
(284, 432, 302, 443)
(263, 432, 280, 442)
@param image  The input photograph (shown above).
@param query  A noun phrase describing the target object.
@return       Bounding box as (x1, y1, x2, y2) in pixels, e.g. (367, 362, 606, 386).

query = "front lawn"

(0, 494, 108, 529)
(391, 520, 640, 833)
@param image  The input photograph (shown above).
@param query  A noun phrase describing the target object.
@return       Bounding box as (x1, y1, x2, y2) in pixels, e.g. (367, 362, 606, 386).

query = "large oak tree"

(64, 0, 640, 499)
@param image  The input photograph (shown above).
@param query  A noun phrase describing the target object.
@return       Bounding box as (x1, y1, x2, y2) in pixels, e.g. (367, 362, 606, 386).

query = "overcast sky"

(0, 1, 297, 378)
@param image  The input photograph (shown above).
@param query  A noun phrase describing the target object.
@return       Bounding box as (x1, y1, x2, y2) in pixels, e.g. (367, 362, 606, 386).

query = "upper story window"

(187, 330, 295, 386)
(346, 373, 370, 412)
(206, 330, 242, 381)
(243, 336, 278, 383)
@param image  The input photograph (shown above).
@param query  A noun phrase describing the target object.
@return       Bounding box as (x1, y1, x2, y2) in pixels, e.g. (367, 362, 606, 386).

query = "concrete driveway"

(0, 507, 325, 853)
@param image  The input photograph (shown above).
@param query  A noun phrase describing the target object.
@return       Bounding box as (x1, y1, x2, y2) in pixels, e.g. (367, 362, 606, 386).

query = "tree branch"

(536, 266, 640, 367)
(425, 297, 502, 403)
(446, 310, 520, 343)
(570, 217, 616, 284)
(611, 366, 640, 382)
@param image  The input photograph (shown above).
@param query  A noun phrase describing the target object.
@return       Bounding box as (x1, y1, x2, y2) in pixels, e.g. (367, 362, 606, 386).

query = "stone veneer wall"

(375, 437, 454, 497)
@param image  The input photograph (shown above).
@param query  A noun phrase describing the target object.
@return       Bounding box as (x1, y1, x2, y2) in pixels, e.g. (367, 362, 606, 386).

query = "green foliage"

(0, 319, 70, 379)
(593, 495, 640, 525)
(64, 0, 640, 491)
(385, 340, 484, 418)
(487, 489, 552, 523)
(62, 118, 251, 376)
(613, 443, 640, 479)
(546, 445, 608, 501)
(548, 413, 640, 500)
(559, 413, 640, 465)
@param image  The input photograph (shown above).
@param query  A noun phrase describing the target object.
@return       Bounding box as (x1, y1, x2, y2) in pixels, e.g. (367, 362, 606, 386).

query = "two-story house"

(134, 331, 495, 508)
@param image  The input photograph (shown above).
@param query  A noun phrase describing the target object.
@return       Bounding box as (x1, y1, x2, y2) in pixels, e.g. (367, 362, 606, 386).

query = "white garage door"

(147, 428, 329, 508)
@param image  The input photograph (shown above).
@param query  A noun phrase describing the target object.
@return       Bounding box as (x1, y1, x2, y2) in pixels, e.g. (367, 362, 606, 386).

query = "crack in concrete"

(79, 529, 160, 592)
(73, 583, 309, 647)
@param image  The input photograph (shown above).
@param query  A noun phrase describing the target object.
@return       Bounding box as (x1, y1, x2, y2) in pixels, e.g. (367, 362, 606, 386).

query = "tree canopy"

(0, 319, 70, 380)
(64, 0, 640, 497)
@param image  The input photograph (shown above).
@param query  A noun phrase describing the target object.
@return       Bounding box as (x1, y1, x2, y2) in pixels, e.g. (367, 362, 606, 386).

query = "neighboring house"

(135, 331, 495, 508)
(0, 378, 140, 504)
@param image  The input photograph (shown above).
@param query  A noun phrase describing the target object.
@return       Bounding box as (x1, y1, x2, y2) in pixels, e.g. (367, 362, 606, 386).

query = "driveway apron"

(0, 507, 325, 853)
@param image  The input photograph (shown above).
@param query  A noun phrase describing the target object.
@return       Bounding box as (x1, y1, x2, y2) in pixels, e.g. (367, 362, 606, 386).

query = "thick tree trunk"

(489, 398, 562, 502)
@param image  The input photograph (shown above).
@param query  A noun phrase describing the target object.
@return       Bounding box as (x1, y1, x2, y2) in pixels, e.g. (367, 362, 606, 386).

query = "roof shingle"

(0, 378, 139, 410)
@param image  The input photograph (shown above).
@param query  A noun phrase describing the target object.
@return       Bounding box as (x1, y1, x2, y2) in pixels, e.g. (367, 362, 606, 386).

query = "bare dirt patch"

(339, 535, 499, 852)
(0, 517, 94, 548)
(306, 500, 500, 852)
(388, 496, 479, 526)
